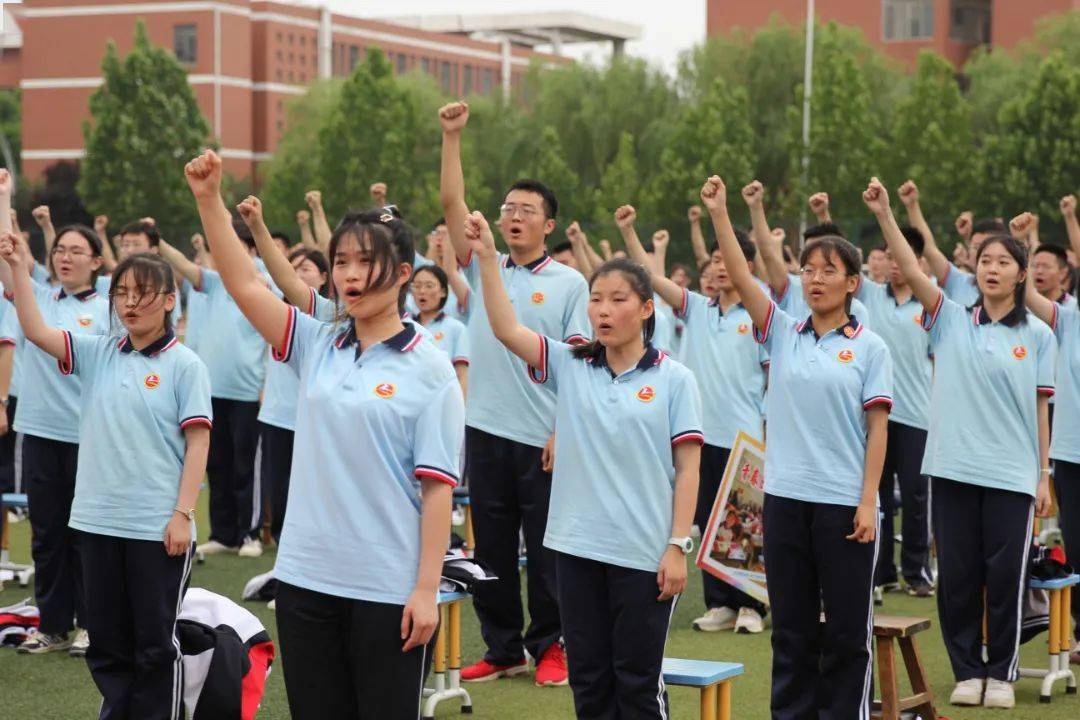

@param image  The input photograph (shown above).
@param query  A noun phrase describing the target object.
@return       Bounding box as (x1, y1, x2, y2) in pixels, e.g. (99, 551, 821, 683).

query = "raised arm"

(184, 151, 289, 349)
(744, 182, 790, 297)
(897, 180, 948, 282)
(687, 206, 710, 267)
(158, 240, 204, 289)
(0, 232, 66, 361)
(296, 209, 316, 250)
(31, 205, 55, 278)
(238, 195, 311, 309)
(439, 102, 473, 266)
(436, 232, 471, 312)
(1012, 212, 1055, 324)
(370, 182, 388, 208)
(866, 178, 941, 312)
(465, 211, 542, 367)
(1061, 195, 1079, 259)
(702, 176, 771, 328)
(651, 230, 669, 277)
(616, 206, 683, 310)
(565, 221, 595, 276)
(808, 192, 832, 224)
(598, 239, 613, 262)
(305, 191, 332, 253)
(94, 215, 117, 272)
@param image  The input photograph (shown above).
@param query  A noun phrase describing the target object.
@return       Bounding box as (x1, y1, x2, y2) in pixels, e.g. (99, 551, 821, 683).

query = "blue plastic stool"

(423, 591, 473, 719)
(1021, 574, 1079, 702)
(661, 658, 743, 720)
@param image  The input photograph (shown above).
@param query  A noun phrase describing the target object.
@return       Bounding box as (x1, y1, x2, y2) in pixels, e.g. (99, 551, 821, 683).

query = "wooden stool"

(871, 615, 937, 720)
(422, 591, 473, 719)
(661, 658, 743, 720)
(1020, 574, 1079, 702)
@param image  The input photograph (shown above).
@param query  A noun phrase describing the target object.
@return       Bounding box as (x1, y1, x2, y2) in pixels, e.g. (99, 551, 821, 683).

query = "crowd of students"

(0, 97, 1078, 720)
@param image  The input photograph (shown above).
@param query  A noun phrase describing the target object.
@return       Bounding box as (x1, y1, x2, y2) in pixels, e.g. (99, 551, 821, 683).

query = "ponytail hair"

(571, 257, 655, 360)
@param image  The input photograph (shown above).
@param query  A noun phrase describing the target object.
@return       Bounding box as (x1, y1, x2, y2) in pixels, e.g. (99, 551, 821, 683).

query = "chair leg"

(717, 681, 731, 720)
(700, 684, 717, 720)
(877, 636, 899, 720)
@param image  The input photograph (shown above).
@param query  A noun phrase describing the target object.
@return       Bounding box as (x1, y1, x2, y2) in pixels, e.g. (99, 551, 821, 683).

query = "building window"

(288, 71, 294, 82)
(440, 61, 452, 91)
(299, 53, 306, 66)
(396, 53, 407, 74)
(349, 45, 360, 70)
(463, 64, 473, 95)
(288, 52, 294, 64)
(421, 58, 430, 74)
(882, 0, 934, 41)
(300, 35, 306, 46)
(300, 72, 307, 83)
(174, 24, 197, 64)
(277, 69, 283, 81)
(950, 0, 991, 43)
(481, 67, 494, 95)
(288, 33, 294, 45)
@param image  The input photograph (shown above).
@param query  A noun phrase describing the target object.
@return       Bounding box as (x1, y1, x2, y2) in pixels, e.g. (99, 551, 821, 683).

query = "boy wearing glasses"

(439, 101, 589, 686)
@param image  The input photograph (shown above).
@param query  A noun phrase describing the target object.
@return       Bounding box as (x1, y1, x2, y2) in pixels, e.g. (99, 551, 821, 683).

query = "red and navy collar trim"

(707, 298, 743, 316)
(502, 253, 553, 274)
(585, 344, 664, 377)
(118, 331, 179, 357)
(1058, 291, 1073, 305)
(56, 288, 98, 302)
(334, 322, 422, 356)
(795, 315, 863, 340)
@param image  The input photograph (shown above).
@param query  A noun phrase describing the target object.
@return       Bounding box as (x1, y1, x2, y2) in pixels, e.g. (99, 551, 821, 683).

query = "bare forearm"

(860, 412, 888, 506)
(689, 220, 709, 266)
(0, 344, 12, 398)
(907, 203, 946, 279)
(178, 427, 209, 512)
(252, 220, 309, 307)
(10, 265, 65, 359)
(1038, 396, 1050, 472)
(158, 242, 203, 288)
(478, 253, 539, 364)
(440, 132, 471, 263)
(298, 219, 316, 250)
(311, 207, 332, 253)
(670, 464, 698, 538)
(415, 481, 453, 592)
(1065, 213, 1080, 259)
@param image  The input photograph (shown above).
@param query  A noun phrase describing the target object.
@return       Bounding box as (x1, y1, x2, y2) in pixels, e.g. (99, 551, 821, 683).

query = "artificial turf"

(1, 497, 1076, 719)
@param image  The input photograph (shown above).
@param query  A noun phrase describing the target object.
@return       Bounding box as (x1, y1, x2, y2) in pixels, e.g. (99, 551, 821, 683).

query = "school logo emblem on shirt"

(77, 315, 93, 328)
(837, 349, 855, 363)
(842, 326, 856, 338)
(531, 292, 545, 305)
(637, 386, 655, 403)
(374, 382, 396, 398)
(1012, 345, 1028, 360)
(737, 323, 749, 335)
(914, 313, 923, 324)
(144, 373, 160, 389)
(434, 331, 445, 341)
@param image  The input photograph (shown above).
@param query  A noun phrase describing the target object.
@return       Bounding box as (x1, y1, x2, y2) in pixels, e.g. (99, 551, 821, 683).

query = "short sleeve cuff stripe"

(452, 357, 469, 367)
(753, 302, 775, 345)
(565, 334, 588, 346)
(307, 286, 317, 316)
(937, 263, 950, 289)
(180, 416, 213, 430)
(863, 396, 893, 411)
(2, 290, 12, 302)
(271, 306, 298, 363)
(415, 466, 459, 487)
(1050, 302, 1059, 333)
(674, 288, 689, 319)
(1038, 386, 1056, 397)
(0, 337, 15, 346)
(58, 330, 74, 376)
(772, 278, 790, 304)
(456, 289, 470, 315)
(193, 267, 204, 293)
(457, 250, 473, 269)
(672, 431, 705, 447)
(527, 334, 548, 384)
(921, 292, 944, 332)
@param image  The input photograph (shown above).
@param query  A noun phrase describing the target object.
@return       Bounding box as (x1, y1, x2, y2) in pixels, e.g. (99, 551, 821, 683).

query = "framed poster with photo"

(695, 430, 768, 607)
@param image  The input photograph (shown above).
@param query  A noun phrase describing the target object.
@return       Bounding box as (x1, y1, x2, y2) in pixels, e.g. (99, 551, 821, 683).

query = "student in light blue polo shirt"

(868, 186, 1054, 710)
(159, 232, 268, 558)
(706, 175, 892, 720)
(3, 247, 211, 719)
(410, 264, 469, 396)
(0, 223, 109, 657)
(617, 201, 770, 634)
(853, 227, 936, 598)
(441, 101, 589, 685)
(185, 149, 461, 717)
(466, 210, 702, 718)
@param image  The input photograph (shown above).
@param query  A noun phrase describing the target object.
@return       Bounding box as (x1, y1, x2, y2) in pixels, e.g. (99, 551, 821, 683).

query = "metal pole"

(798, 0, 815, 246)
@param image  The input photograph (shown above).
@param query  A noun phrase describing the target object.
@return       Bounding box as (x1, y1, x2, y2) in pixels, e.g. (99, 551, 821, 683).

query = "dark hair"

(972, 219, 1007, 237)
(973, 233, 1029, 326)
(799, 236, 861, 314)
(670, 263, 690, 278)
(898, 226, 925, 256)
(107, 253, 176, 334)
(430, 217, 447, 231)
(804, 222, 845, 241)
(551, 241, 573, 255)
(118, 220, 161, 248)
(507, 179, 558, 220)
(412, 264, 450, 311)
(234, 223, 256, 251)
(867, 246, 887, 256)
(328, 210, 414, 318)
(781, 245, 794, 263)
(571, 258, 655, 360)
(53, 224, 104, 286)
(1034, 243, 1069, 269)
(271, 230, 292, 248)
(708, 228, 758, 263)
(288, 247, 330, 297)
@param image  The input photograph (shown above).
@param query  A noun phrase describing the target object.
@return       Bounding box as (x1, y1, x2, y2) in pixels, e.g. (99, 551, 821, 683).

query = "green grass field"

(1, 496, 1077, 719)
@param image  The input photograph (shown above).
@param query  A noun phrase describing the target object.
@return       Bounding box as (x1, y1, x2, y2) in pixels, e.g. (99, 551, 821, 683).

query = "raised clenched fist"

(94, 215, 108, 233)
(1009, 212, 1035, 238)
(0, 169, 12, 196)
(700, 176, 726, 210)
(862, 177, 890, 215)
(955, 211, 973, 240)
(0, 230, 21, 267)
(897, 181, 919, 208)
(183, 150, 223, 200)
(741, 181, 765, 209)
(808, 192, 829, 217)
(614, 205, 637, 230)
(770, 227, 786, 244)
(370, 183, 387, 204)
(296, 209, 310, 225)
(191, 233, 206, 253)
(463, 211, 495, 259)
(237, 196, 264, 227)
(31, 205, 51, 227)
(304, 190, 322, 209)
(688, 206, 702, 223)
(1061, 195, 1077, 217)
(652, 229, 670, 250)
(566, 221, 586, 243)
(438, 102, 470, 134)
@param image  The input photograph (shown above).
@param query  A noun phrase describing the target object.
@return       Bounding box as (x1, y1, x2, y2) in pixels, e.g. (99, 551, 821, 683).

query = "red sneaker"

(461, 658, 529, 682)
(534, 643, 569, 687)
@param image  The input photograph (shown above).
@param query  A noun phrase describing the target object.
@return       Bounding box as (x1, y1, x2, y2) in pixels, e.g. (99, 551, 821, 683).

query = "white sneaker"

(734, 607, 765, 634)
(983, 679, 1015, 708)
(198, 541, 238, 556)
(69, 628, 90, 657)
(266, 598, 276, 610)
(238, 538, 263, 558)
(950, 678, 985, 706)
(692, 607, 737, 632)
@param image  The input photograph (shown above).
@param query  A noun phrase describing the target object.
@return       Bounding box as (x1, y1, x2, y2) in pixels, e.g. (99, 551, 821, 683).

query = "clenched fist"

(687, 206, 702, 223)
(184, 150, 223, 200)
(614, 205, 637, 230)
(438, 102, 470, 134)
(862, 177, 890, 216)
(652, 229, 670, 251)
(237, 196, 265, 228)
(370, 183, 387, 205)
(808, 192, 830, 219)
(1009, 212, 1035, 238)
(94, 215, 108, 233)
(955, 211, 973, 241)
(31, 205, 51, 227)
(1061, 195, 1077, 218)
(305, 190, 322, 209)
(296, 209, 310, 225)
(897, 181, 919, 208)
(741, 181, 765, 209)
(700, 176, 726, 211)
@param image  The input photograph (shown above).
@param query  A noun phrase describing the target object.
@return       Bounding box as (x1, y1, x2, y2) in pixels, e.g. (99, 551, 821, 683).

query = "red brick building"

(0, 1, 633, 183)
(707, 0, 1078, 69)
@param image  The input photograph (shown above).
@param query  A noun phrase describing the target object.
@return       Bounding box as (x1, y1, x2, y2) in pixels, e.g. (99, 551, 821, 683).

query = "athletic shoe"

(734, 607, 765, 634)
(69, 629, 90, 657)
(949, 678, 985, 706)
(17, 631, 72, 655)
(266, 598, 276, 610)
(238, 538, 263, 558)
(873, 587, 884, 607)
(535, 643, 569, 687)
(461, 658, 529, 682)
(906, 582, 935, 598)
(983, 679, 1015, 708)
(198, 541, 238, 556)
(879, 581, 902, 593)
(692, 607, 737, 632)
(1071, 642, 1080, 665)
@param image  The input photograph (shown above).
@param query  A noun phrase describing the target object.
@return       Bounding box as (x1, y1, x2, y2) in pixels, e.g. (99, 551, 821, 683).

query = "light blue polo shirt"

(676, 288, 767, 448)
(13, 282, 110, 443)
(419, 312, 469, 366)
(182, 278, 207, 352)
(272, 308, 465, 604)
(755, 302, 894, 507)
(530, 339, 704, 572)
(855, 279, 932, 430)
(921, 295, 1056, 495)
(939, 263, 980, 307)
(775, 274, 872, 330)
(192, 268, 267, 401)
(461, 252, 590, 448)
(0, 295, 20, 397)
(652, 296, 677, 357)
(1050, 303, 1080, 463)
(62, 331, 213, 541)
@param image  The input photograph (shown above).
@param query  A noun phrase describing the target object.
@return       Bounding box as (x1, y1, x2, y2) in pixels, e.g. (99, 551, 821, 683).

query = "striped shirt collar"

(796, 315, 863, 341)
(502, 252, 553, 274)
(57, 287, 98, 302)
(334, 322, 422, 358)
(118, 331, 178, 357)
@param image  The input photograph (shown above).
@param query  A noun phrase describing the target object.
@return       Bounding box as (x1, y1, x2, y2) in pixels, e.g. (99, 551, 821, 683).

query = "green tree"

(889, 52, 975, 223)
(0, 89, 20, 174)
(592, 131, 639, 229)
(78, 21, 211, 239)
(516, 125, 581, 224)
